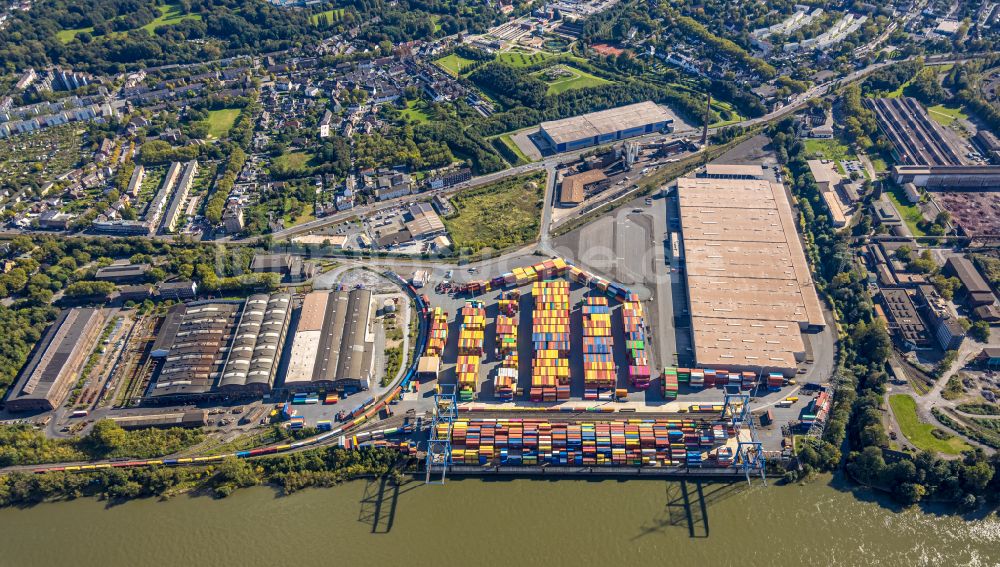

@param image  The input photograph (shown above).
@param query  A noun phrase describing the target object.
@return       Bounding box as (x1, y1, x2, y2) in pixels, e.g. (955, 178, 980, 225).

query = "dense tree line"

(770, 120, 1000, 510)
(0, 420, 202, 466)
(0, 0, 497, 73)
(469, 63, 548, 109)
(0, 445, 408, 505)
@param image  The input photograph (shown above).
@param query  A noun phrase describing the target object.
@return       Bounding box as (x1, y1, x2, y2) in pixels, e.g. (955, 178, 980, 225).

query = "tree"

(970, 321, 990, 343)
(83, 420, 127, 456)
(848, 446, 886, 485)
(852, 320, 892, 366)
(893, 482, 926, 506)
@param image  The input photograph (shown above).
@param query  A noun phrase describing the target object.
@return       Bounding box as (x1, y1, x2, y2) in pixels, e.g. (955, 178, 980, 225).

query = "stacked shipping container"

(582, 296, 616, 400)
(456, 301, 485, 401)
(456, 355, 480, 402)
(494, 354, 518, 402)
(425, 307, 449, 357)
(620, 295, 650, 389)
(662, 367, 678, 399)
(442, 419, 738, 467)
(531, 280, 570, 402)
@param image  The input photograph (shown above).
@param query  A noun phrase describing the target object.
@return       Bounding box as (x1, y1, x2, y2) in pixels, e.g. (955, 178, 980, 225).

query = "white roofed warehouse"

(539, 101, 675, 153)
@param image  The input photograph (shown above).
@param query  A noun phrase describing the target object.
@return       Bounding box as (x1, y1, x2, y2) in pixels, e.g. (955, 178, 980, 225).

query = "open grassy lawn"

(399, 100, 432, 124)
(710, 99, 746, 128)
(497, 50, 554, 68)
(309, 8, 345, 26)
(926, 103, 969, 127)
(444, 172, 546, 253)
(890, 394, 972, 455)
(802, 138, 855, 162)
(205, 108, 240, 139)
(140, 4, 201, 33)
(56, 26, 95, 43)
(284, 208, 316, 227)
(272, 151, 313, 172)
(871, 156, 889, 173)
(534, 65, 610, 95)
(884, 183, 928, 236)
(435, 53, 477, 76)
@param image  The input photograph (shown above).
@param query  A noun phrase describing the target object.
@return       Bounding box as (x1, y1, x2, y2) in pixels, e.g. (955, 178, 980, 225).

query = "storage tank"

(383, 298, 397, 313)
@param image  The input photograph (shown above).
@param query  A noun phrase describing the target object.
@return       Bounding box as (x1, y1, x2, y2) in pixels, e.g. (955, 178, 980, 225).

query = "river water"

(1, 475, 997, 567)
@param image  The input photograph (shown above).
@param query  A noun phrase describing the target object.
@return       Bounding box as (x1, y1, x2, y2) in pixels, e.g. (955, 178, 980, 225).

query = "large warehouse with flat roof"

(539, 101, 675, 152)
(6, 308, 106, 411)
(284, 289, 376, 392)
(677, 175, 825, 377)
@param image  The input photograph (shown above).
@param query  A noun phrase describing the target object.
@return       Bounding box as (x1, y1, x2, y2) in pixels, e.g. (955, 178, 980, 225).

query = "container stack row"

(662, 367, 678, 399)
(425, 307, 449, 357)
(621, 296, 650, 389)
(456, 300, 485, 401)
(460, 258, 570, 295)
(442, 419, 737, 467)
(456, 355, 480, 402)
(657, 366, 785, 398)
(582, 296, 616, 400)
(457, 301, 485, 356)
(494, 353, 518, 402)
(531, 280, 570, 402)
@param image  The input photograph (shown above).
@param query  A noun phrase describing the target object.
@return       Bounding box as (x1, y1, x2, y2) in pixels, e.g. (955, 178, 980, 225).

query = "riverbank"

(0, 474, 997, 567)
(0, 446, 410, 507)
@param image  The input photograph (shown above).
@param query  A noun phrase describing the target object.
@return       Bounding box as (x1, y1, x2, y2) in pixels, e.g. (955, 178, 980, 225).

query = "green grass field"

(310, 8, 345, 26)
(803, 138, 855, 162)
(205, 108, 240, 139)
(273, 152, 311, 169)
(534, 65, 610, 95)
(398, 100, 432, 124)
(925, 104, 969, 127)
(57, 3, 198, 43)
(889, 394, 972, 455)
(885, 183, 927, 236)
(435, 53, 477, 76)
(444, 172, 546, 253)
(141, 4, 201, 32)
(56, 26, 95, 43)
(497, 50, 554, 68)
(710, 99, 747, 128)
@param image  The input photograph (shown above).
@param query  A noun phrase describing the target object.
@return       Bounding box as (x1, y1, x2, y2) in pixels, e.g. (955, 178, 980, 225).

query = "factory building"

(149, 301, 241, 398)
(879, 288, 931, 350)
(700, 164, 765, 180)
(147, 293, 293, 399)
(539, 101, 675, 153)
(283, 289, 375, 392)
(6, 308, 106, 411)
(559, 169, 607, 205)
(110, 410, 208, 430)
(217, 293, 292, 396)
(95, 262, 151, 284)
(677, 176, 825, 377)
(867, 97, 966, 167)
(945, 256, 997, 307)
(891, 164, 1000, 188)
